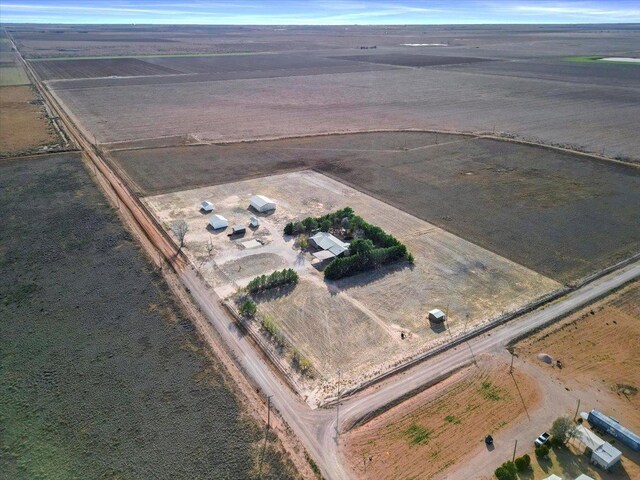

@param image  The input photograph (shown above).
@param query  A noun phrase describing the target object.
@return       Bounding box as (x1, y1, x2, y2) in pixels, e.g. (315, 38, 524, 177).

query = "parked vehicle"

(535, 432, 550, 446)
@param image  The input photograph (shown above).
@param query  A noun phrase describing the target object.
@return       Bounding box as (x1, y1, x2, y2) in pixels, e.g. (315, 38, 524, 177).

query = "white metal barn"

(428, 309, 446, 322)
(200, 201, 215, 212)
(209, 214, 228, 230)
(249, 195, 276, 212)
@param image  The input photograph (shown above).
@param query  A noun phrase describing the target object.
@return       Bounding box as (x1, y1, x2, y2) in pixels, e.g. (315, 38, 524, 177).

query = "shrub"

(494, 466, 514, 480)
(535, 444, 550, 458)
(502, 461, 517, 476)
(514, 454, 531, 471)
(238, 299, 257, 318)
(550, 416, 576, 445)
(297, 234, 308, 249)
(292, 349, 312, 374)
(284, 222, 294, 235)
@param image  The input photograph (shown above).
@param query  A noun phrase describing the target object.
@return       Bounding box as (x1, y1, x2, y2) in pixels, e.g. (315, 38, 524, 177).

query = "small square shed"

(200, 201, 215, 212)
(428, 309, 446, 322)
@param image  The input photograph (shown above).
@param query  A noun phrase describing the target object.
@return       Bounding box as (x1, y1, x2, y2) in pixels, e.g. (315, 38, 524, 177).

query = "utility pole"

(509, 350, 515, 374)
(267, 395, 272, 432)
(336, 368, 341, 443)
(444, 304, 453, 341)
(574, 399, 581, 421)
(463, 312, 470, 334)
(512, 439, 518, 462)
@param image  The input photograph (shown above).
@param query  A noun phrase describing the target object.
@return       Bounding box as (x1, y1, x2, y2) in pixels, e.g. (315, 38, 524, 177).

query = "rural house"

(309, 231, 349, 257)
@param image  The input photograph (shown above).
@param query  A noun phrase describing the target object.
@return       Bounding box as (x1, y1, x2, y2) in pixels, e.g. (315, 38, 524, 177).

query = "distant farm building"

(209, 214, 228, 230)
(200, 201, 215, 212)
(250, 195, 276, 213)
(587, 409, 640, 451)
(309, 231, 349, 258)
(428, 309, 446, 322)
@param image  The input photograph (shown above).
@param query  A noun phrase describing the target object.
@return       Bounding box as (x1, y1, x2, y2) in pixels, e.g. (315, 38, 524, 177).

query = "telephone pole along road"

(11, 32, 639, 480)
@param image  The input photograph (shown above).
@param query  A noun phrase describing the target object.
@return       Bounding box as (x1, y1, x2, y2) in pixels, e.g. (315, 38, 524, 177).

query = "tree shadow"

(252, 283, 297, 301)
(327, 260, 414, 292)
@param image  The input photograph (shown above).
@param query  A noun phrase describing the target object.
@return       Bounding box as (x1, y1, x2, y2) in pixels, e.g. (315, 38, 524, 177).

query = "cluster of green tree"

(247, 268, 299, 293)
(324, 239, 410, 280)
(284, 207, 413, 280)
(284, 207, 356, 236)
(495, 454, 530, 480)
(238, 298, 257, 318)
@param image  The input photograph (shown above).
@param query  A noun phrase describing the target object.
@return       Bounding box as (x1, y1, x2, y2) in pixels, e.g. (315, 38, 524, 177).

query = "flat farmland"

(30, 57, 182, 80)
(329, 53, 491, 67)
(0, 153, 297, 479)
(112, 132, 640, 284)
(52, 64, 640, 159)
(0, 86, 60, 157)
(143, 171, 559, 401)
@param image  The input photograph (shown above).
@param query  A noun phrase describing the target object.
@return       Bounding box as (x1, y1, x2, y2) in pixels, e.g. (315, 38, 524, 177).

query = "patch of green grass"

(29, 52, 264, 62)
(480, 381, 504, 401)
(444, 415, 462, 425)
(0, 66, 30, 86)
(404, 423, 433, 446)
(564, 55, 640, 66)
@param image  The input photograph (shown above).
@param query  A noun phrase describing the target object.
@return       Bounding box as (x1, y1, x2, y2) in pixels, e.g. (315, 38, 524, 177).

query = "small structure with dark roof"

(200, 200, 215, 212)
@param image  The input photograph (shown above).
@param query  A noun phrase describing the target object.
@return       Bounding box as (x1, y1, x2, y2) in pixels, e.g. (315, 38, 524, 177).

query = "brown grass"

(516, 280, 640, 430)
(0, 86, 58, 156)
(344, 359, 541, 479)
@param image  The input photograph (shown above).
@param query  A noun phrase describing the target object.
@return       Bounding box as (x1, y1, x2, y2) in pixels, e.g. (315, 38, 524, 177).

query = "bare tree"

(171, 220, 189, 250)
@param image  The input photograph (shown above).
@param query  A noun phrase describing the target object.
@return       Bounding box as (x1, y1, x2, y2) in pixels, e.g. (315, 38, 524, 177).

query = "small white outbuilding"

(200, 201, 215, 212)
(209, 214, 228, 230)
(249, 195, 276, 212)
(591, 442, 622, 470)
(428, 309, 446, 322)
(250, 216, 260, 227)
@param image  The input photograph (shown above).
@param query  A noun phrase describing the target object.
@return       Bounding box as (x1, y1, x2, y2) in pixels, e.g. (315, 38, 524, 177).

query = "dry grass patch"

(345, 359, 540, 479)
(0, 86, 59, 156)
(515, 281, 640, 430)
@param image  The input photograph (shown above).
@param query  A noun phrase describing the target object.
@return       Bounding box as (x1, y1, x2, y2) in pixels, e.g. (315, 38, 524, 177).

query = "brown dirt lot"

(515, 280, 640, 431)
(0, 86, 59, 156)
(344, 356, 541, 480)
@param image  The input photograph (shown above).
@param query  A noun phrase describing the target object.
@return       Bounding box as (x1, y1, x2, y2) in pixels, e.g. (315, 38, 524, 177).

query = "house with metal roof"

(249, 195, 276, 213)
(309, 231, 349, 258)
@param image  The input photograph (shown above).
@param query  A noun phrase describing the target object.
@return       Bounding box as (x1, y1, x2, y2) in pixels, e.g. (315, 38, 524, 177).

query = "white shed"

(209, 214, 228, 230)
(575, 475, 595, 480)
(250, 216, 260, 227)
(428, 309, 446, 322)
(591, 442, 622, 470)
(543, 475, 562, 480)
(200, 201, 215, 212)
(249, 195, 276, 212)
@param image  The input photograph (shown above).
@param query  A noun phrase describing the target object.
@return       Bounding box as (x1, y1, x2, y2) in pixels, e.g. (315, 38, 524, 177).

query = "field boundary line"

(103, 127, 638, 168)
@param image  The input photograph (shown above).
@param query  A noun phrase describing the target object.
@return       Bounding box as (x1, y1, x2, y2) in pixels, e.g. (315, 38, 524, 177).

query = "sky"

(1, 1, 639, 25)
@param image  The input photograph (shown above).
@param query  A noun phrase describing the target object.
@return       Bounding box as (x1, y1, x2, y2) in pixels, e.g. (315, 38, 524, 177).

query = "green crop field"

(0, 66, 30, 86)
